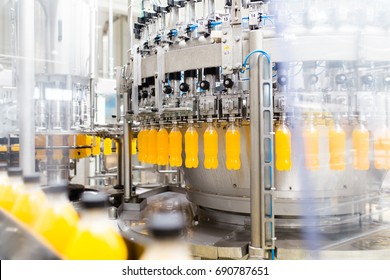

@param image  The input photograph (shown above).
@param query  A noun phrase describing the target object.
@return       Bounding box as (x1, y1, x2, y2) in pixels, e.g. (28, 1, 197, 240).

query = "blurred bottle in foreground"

(64, 192, 128, 260)
(140, 212, 192, 260)
(34, 181, 79, 257)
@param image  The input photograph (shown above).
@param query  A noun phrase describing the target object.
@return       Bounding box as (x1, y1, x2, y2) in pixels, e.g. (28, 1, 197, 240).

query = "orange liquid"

(103, 138, 113, 155)
(185, 125, 199, 168)
(275, 123, 291, 171)
(10, 189, 47, 228)
(352, 125, 370, 170)
(147, 128, 158, 164)
(92, 137, 101, 156)
(226, 124, 240, 170)
(157, 128, 169, 166)
(169, 126, 183, 167)
(68, 135, 77, 159)
(329, 125, 346, 170)
(303, 125, 320, 170)
(0, 182, 24, 212)
(34, 203, 79, 256)
(76, 134, 92, 158)
(132, 138, 137, 155)
(137, 128, 147, 162)
(64, 224, 128, 260)
(204, 125, 218, 169)
(374, 128, 390, 169)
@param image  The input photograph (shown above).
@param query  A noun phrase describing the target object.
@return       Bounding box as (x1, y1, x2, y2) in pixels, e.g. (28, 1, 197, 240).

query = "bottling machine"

(1, 0, 390, 259)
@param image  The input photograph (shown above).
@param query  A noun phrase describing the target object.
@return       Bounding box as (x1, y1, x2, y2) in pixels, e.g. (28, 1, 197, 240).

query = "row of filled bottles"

(137, 123, 241, 170)
(35, 135, 137, 160)
(0, 168, 128, 260)
(275, 119, 390, 171)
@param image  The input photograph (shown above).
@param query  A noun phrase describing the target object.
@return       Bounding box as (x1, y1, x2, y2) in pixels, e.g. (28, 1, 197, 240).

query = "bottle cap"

(147, 212, 185, 239)
(81, 192, 108, 209)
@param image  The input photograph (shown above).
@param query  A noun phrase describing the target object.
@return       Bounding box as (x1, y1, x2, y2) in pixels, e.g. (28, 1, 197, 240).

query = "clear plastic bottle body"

(35, 135, 46, 161)
(185, 125, 199, 168)
(303, 122, 320, 170)
(137, 127, 147, 162)
(225, 124, 241, 170)
(204, 124, 218, 169)
(329, 123, 346, 170)
(169, 126, 183, 167)
(352, 123, 370, 170)
(157, 127, 169, 166)
(0, 172, 25, 212)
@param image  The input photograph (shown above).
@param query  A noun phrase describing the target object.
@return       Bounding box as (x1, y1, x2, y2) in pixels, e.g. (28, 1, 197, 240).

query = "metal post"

(89, 0, 97, 129)
(128, 0, 133, 54)
(123, 88, 133, 201)
(18, 0, 35, 177)
(109, 0, 114, 79)
(249, 30, 275, 259)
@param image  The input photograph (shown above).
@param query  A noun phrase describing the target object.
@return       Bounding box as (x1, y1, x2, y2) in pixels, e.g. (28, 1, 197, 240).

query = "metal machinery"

(114, 0, 390, 259)
(2, 0, 390, 260)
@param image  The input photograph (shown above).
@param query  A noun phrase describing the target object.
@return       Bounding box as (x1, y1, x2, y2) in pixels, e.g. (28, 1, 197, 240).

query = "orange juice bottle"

(10, 175, 47, 228)
(64, 192, 128, 260)
(0, 168, 24, 212)
(352, 122, 370, 170)
(303, 118, 320, 170)
(92, 136, 101, 156)
(204, 123, 218, 169)
(329, 121, 346, 170)
(0, 163, 9, 206)
(148, 127, 158, 164)
(374, 127, 390, 169)
(137, 127, 147, 162)
(103, 138, 113, 155)
(157, 127, 169, 166)
(76, 134, 91, 158)
(225, 123, 241, 170)
(169, 125, 183, 167)
(34, 182, 79, 256)
(185, 124, 199, 168)
(143, 127, 151, 163)
(35, 134, 46, 161)
(275, 118, 291, 171)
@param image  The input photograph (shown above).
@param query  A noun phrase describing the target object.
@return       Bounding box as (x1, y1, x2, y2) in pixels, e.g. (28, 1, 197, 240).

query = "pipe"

(123, 88, 133, 201)
(249, 30, 262, 250)
(208, 0, 215, 20)
(109, 0, 114, 79)
(128, 0, 133, 55)
(18, 0, 35, 177)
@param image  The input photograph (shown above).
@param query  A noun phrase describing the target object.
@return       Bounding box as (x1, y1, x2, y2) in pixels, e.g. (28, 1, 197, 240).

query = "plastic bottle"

(140, 212, 192, 260)
(225, 123, 241, 170)
(329, 121, 346, 170)
(157, 127, 169, 166)
(131, 138, 137, 155)
(0, 168, 24, 212)
(92, 136, 101, 156)
(147, 127, 158, 164)
(64, 192, 128, 260)
(374, 127, 390, 169)
(10, 175, 47, 228)
(352, 122, 370, 170)
(275, 119, 291, 171)
(185, 124, 199, 168)
(303, 118, 320, 170)
(34, 181, 79, 257)
(103, 138, 113, 156)
(169, 125, 183, 167)
(137, 127, 147, 162)
(0, 163, 9, 206)
(204, 123, 218, 169)
(68, 135, 77, 159)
